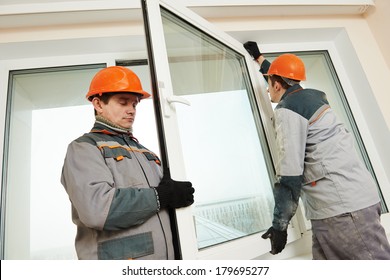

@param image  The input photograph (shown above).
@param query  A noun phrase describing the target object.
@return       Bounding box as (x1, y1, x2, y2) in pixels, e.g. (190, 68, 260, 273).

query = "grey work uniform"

(260, 60, 390, 259)
(61, 120, 174, 260)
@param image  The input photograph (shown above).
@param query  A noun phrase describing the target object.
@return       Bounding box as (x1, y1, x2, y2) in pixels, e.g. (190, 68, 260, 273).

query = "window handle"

(166, 96, 191, 106)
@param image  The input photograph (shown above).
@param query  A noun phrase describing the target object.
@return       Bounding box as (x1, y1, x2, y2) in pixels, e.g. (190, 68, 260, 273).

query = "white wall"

(365, 0, 390, 71)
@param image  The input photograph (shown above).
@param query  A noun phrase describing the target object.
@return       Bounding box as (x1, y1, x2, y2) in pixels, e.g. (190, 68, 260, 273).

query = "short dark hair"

(269, 75, 291, 90)
(92, 93, 116, 115)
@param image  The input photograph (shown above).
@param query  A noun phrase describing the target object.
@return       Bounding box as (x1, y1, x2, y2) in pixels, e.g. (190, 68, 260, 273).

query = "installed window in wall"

(1, 64, 159, 259)
(2, 65, 104, 259)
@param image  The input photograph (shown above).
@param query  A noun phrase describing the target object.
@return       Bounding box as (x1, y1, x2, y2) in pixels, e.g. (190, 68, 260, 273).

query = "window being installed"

(160, 9, 276, 249)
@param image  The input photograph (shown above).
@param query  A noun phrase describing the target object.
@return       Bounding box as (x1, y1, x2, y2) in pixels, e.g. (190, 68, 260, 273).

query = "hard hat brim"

(87, 90, 151, 101)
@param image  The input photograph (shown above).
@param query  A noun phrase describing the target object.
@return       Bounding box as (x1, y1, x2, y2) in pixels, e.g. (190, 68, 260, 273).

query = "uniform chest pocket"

(143, 152, 161, 165)
(101, 146, 132, 161)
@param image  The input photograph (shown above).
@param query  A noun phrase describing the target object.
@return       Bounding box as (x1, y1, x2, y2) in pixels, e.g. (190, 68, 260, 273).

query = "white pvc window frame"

(142, 0, 303, 260)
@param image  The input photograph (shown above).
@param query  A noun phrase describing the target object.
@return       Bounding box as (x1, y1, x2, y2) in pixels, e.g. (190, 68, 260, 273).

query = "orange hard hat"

(86, 66, 151, 101)
(266, 53, 306, 81)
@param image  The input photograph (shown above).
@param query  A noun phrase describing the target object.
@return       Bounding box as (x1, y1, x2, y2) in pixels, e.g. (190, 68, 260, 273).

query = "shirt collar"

(280, 84, 303, 101)
(91, 115, 133, 136)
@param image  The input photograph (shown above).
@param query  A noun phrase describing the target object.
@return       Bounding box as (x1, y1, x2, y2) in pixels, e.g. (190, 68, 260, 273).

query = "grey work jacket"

(272, 84, 379, 230)
(61, 121, 174, 259)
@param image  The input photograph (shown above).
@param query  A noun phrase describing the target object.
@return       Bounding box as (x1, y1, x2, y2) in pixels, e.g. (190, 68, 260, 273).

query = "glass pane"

(161, 9, 275, 249)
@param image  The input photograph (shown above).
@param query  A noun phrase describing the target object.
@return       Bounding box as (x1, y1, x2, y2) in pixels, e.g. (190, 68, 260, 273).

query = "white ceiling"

(0, 0, 374, 59)
(0, 0, 374, 29)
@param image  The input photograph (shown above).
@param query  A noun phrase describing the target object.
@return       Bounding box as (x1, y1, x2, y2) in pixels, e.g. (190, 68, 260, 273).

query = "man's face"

(267, 76, 281, 103)
(96, 93, 140, 129)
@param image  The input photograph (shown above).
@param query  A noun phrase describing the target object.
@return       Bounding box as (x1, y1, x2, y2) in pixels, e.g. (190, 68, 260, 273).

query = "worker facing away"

(244, 41, 390, 259)
(61, 66, 194, 260)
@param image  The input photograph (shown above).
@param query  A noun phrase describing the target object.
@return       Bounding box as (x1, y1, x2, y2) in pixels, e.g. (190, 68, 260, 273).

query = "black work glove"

(155, 175, 194, 209)
(243, 41, 262, 60)
(261, 227, 287, 255)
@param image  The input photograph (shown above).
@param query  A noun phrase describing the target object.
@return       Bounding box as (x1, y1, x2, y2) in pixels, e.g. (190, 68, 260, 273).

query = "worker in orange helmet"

(244, 41, 390, 259)
(61, 66, 194, 260)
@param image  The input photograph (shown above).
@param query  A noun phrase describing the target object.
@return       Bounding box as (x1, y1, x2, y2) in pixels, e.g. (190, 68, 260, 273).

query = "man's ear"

(274, 81, 282, 92)
(91, 97, 103, 114)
